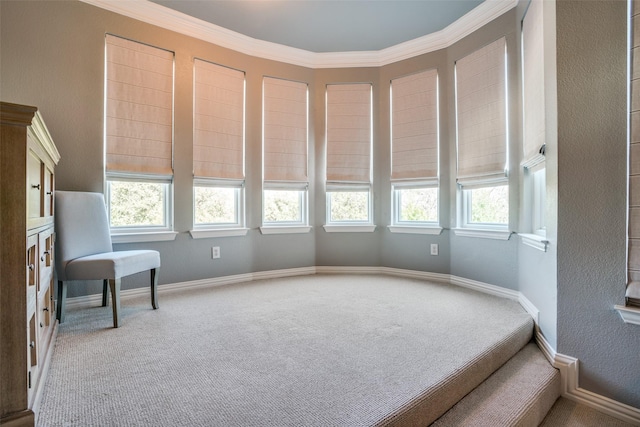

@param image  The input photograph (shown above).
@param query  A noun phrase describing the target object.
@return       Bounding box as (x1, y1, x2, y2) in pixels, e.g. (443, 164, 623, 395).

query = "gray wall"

(1, 0, 638, 409)
(555, 0, 640, 408)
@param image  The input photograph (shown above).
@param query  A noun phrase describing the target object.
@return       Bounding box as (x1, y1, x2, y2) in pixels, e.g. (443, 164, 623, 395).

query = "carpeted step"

(429, 342, 561, 427)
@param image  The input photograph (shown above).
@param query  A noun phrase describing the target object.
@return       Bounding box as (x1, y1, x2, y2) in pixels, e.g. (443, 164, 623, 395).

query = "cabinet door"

(43, 164, 54, 217)
(27, 150, 42, 220)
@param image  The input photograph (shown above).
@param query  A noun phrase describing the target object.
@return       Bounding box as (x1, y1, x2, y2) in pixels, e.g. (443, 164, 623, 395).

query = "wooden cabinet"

(1, 102, 60, 427)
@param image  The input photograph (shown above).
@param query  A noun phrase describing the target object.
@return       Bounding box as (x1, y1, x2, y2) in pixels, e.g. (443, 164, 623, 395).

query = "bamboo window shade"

(628, 1, 640, 292)
(263, 77, 308, 183)
(194, 59, 245, 180)
(522, 0, 546, 166)
(391, 69, 438, 181)
(105, 34, 174, 176)
(455, 37, 507, 182)
(326, 84, 372, 183)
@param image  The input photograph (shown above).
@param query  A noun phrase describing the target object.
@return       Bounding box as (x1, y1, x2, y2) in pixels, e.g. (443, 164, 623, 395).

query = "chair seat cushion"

(65, 250, 161, 281)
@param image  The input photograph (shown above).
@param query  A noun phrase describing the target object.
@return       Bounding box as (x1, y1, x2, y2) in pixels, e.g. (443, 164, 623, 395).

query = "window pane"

(468, 185, 508, 225)
(195, 187, 237, 225)
(398, 187, 438, 222)
(264, 190, 302, 223)
(329, 191, 369, 222)
(109, 181, 165, 227)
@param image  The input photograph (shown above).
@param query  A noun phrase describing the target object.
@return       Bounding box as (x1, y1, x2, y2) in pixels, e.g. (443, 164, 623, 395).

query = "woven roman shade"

(326, 84, 372, 183)
(105, 34, 173, 176)
(455, 37, 507, 182)
(391, 69, 438, 181)
(263, 77, 308, 183)
(194, 59, 245, 180)
(522, 0, 546, 167)
(629, 1, 640, 297)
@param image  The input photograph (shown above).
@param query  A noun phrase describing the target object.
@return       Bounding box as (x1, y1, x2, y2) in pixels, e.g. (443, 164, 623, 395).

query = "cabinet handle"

(46, 191, 53, 195)
(28, 264, 34, 271)
(41, 251, 49, 261)
(31, 184, 41, 190)
(43, 307, 49, 312)
(40, 322, 43, 328)
(29, 341, 35, 349)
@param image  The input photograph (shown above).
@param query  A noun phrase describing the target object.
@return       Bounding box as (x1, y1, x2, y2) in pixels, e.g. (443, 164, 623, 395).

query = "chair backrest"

(55, 191, 113, 281)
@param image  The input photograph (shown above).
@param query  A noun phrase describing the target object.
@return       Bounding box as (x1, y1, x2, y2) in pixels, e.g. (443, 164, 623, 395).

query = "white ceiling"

(149, 0, 485, 53)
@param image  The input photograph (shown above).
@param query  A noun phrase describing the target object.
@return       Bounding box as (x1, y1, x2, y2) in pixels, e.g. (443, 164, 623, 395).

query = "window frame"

(193, 178, 245, 230)
(391, 181, 439, 227)
(105, 173, 174, 235)
(458, 179, 510, 231)
(262, 182, 309, 228)
(325, 183, 373, 227)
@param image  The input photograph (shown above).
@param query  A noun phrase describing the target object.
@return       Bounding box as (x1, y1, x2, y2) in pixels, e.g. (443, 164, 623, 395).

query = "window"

(262, 77, 309, 231)
(390, 70, 439, 231)
(455, 37, 509, 232)
(522, 0, 547, 238)
(105, 34, 174, 235)
(192, 59, 245, 234)
(325, 83, 373, 229)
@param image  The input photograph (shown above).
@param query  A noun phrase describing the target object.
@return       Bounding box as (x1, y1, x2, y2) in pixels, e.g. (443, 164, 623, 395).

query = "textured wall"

(556, 0, 640, 408)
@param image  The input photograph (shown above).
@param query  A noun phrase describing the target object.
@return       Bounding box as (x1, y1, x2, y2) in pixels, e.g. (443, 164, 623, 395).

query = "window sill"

(323, 224, 376, 233)
(614, 305, 640, 326)
(388, 226, 443, 235)
(111, 231, 178, 244)
(519, 233, 549, 252)
(190, 228, 249, 239)
(259, 226, 311, 235)
(452, 228, 512, 240)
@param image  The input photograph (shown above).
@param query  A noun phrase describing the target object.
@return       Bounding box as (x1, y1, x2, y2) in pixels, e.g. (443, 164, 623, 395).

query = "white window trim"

(106, 173, 174, 234)
(323, 224, 376, 233)
(326, 184, 373, 226)
(453, 228, 512, 240)
(388, 225, 443, 235)
(391, 181, 439, 228)
(112, 231, 178, 244)
(457, 178, 509, 233)
(262, 182, 309, 228)
(192, 178, 245, 231)
(259, 226, 312, 235)
(518, 233, 549, 252)
(189, 228, 249, 239)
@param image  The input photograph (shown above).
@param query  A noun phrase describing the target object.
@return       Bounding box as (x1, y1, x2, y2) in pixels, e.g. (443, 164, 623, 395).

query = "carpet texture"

(540, 397, 637, 427)
(430, 343, 560, 427)
(37, 274, 533, 426)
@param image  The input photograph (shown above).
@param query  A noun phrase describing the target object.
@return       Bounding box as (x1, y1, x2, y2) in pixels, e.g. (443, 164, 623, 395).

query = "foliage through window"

(395, 186, 438, 223)
(194, 185, 240, 226)
(463, 185, 509, 226)
(263, 189, 305, 224)
(108, 180, 169, 228)
(328, 191, 370, 222)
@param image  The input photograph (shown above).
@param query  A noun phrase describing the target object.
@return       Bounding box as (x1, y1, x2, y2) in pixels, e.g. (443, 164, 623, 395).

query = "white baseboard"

(535, 331, 640, 425)
(62, 266, 639, 424)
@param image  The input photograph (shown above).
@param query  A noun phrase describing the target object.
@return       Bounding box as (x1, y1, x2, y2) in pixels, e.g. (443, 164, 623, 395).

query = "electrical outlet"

(430, 244, 439, 256)
(211, 246, 221, 259)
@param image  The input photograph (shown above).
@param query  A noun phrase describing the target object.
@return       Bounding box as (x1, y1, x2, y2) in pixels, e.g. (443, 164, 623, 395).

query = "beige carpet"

(38, 274, 533, 426)
(540, 397, 637, 427)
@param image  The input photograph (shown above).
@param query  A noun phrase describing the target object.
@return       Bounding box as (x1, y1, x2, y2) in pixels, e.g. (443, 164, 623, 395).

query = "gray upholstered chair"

(54, 191, 160, 328)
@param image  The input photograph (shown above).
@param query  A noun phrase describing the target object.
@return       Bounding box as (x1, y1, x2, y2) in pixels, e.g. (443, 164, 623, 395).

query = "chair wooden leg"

(56, 280, 67, 323)
(108, 278, 121, 328)
(150, 268, 159, 310)
(101, 279, 109, 307)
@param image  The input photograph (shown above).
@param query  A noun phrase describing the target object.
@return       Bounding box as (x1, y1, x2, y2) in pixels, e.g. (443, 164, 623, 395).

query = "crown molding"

(79, 0, 517, 69)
